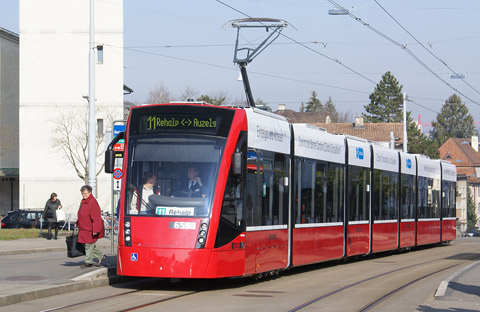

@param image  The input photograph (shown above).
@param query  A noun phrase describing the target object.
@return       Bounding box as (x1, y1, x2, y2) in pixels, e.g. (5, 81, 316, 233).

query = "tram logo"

(406, 159, 412, 169)
(355, 147, 364, 160)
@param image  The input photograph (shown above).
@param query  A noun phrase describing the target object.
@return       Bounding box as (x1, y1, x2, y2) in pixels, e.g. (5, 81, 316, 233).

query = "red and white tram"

(105, 103, 456, 279)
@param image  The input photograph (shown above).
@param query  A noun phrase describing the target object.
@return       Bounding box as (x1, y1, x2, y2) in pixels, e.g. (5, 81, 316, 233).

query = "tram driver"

(172, 166, 206, 198)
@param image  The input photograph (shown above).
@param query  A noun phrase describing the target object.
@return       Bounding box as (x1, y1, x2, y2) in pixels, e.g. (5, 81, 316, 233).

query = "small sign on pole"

(113, 168, 122, 180)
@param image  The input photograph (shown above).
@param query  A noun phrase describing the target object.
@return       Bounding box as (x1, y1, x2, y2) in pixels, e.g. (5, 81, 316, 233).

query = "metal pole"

(403, 92, 407, 153)
(88, 0, 97, 196)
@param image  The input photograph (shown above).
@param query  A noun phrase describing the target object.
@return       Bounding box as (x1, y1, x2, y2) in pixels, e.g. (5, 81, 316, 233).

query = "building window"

(97, 119, 103, 137)
(97, 45, 103, 64)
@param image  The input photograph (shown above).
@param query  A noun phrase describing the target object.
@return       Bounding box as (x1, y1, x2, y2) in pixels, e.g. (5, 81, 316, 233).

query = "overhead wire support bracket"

(227, 18, 291, 107)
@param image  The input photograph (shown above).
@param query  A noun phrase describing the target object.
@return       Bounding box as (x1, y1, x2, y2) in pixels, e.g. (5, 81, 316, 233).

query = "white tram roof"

(372, 144, 399, 173)
(441, 161, 457, 182)
(245, 107, 290, 154)
(399, 152, 417, 176)
(292, 123, 345, 164)
(416, 155, 441, 179)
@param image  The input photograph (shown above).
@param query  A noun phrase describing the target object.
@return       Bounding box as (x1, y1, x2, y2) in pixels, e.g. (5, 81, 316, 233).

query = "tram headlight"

(196, 218, 209, 248)
(125, 229, 131, 235)
(125, 221, 131, 228)
(125, 236, 131, 242)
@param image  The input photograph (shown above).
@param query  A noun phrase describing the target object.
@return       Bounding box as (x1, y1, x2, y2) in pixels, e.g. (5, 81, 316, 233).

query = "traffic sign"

(113, 168, 123, 180)
(113, 138, 124, 152)
(113, 124, 125, 136)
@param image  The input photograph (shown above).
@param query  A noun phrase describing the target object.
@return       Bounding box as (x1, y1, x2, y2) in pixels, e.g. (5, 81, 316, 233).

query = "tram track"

(39, 285, 200, 312)
(286, 257, 464, 312)
(21, 242, 480, 312)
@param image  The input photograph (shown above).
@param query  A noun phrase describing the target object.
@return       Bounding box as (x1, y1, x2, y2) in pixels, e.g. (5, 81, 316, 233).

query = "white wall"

(19, 0, 123, 215)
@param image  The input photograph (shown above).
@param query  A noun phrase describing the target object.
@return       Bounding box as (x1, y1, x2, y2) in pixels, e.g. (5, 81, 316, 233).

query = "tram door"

(245, 149, 289, 275)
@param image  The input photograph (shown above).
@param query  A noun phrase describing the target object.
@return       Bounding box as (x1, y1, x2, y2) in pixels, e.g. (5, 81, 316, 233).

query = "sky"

(1, 0, 480, 130)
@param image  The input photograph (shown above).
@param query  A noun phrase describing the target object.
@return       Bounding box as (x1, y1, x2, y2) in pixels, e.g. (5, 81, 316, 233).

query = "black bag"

(66, 233, 86, 258)
(46, 210, 54, 219)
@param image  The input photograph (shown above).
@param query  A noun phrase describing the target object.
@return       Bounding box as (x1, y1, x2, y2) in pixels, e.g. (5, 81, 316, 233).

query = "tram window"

(125, 136, 225, 217)
(401, 174, 415, 219)
(216, 132, 247, 248)
(246, 148, 261, 226)
(295, 158, 344, 224)
(326, 163, 344, 223)
(442, 181, 456, 218)
(274, 153, 288, 225)
(373, 170, 398, 221)
(348, 166, 370, 221)
(432, 178, 441, 218)
(418, 177, 428, 218)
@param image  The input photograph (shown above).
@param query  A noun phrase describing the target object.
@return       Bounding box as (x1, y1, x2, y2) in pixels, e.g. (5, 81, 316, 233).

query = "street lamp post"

(88, 0, 97, 196)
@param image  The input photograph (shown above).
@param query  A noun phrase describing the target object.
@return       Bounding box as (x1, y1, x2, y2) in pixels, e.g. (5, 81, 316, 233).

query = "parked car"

(1, 210, 43, 229)
(1, 210, 74, 229)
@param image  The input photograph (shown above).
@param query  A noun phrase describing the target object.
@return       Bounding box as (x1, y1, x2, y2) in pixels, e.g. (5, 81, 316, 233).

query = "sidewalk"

(0, 234, 120, 307)
(418, 259, 480, 311)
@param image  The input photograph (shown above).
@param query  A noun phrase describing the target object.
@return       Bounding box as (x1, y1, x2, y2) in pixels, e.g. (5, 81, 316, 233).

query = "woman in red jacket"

(77, 185, 106, 268)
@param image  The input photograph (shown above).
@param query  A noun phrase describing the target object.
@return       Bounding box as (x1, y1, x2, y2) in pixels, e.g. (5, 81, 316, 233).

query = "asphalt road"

(3, 238, 480, 312)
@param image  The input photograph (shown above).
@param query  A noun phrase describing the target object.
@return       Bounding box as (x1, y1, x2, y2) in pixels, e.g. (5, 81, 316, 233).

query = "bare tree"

(51, 105, 116, 184)
(337, 110, 354, 123)
(179, 86, 199, 101)
(145, 82, 173, 104)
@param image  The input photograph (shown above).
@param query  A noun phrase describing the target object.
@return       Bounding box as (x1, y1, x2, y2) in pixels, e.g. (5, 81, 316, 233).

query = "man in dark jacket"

(77, 185, 106, 268)
(43, 192, 62, 240)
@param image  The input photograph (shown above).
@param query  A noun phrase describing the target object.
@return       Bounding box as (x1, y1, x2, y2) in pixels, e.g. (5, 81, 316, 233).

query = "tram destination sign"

(131, 106, 235, 137)
(143, 115, 217, 131)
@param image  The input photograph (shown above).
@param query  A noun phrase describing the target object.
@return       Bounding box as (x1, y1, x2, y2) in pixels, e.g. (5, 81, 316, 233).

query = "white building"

(19, 0, 124, 217)
(0, 28, 19, 215)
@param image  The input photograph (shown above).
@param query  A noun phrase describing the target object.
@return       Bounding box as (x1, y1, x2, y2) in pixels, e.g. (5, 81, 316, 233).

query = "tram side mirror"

(105, 150, 115, 173)
(232, 151, 243, 176)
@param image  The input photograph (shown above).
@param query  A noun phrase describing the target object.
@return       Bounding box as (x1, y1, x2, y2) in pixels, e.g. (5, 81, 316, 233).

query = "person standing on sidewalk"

(43, 192, 62, 240)
(77, 185, 106, 268)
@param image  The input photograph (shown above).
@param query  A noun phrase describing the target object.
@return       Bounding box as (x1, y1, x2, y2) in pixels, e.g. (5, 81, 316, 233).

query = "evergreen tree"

(304, 91, 323, 112)
(467, 186, 478, 231)
(430, 94, 476, 148)
(197, 94, 226, 106)
(363, 71, 403, 123)
(406, 112, 438, 158)
(324, 96, 338, 122)
(362, 71, 434, 156)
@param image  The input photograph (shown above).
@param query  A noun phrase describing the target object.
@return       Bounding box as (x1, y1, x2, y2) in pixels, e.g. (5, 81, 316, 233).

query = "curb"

(0, 267, 127, 307)
(0, 275, 110, 307)
(434, 260, 480, 297)
(0, 247, 66, 256)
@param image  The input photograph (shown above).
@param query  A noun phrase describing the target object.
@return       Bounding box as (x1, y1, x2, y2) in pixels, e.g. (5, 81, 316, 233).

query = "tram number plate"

(169, 222, 196, 230)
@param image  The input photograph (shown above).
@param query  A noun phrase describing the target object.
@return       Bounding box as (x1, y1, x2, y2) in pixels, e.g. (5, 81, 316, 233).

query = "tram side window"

(445, 181, 456, 218)
(401, 174, 415, 219)
(246, 149, 260, 226)
(326, 163, 344, 223)
(245, 149, 288, 227)
(216, 132, 247, 248)
(348, 165, 370, 221)
(373, 170, 398, 221)
(417, 177, 428, 219)
(260, 151, 288, 226)
(432, 178, 441, 218)
(295, 158, 344, 224)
